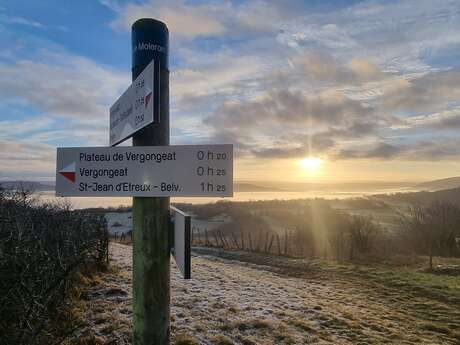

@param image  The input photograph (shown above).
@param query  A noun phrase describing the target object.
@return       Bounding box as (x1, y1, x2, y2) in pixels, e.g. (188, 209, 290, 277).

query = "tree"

(401, 201, 460, 269)
(346, 215, 380, 260)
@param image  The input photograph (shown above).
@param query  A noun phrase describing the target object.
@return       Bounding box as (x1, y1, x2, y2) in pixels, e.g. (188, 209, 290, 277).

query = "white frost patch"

(77, 243, 453, 345)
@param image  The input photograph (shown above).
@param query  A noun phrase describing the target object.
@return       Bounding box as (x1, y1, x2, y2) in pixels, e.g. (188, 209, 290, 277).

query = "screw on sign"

(54, 18, 233, 345)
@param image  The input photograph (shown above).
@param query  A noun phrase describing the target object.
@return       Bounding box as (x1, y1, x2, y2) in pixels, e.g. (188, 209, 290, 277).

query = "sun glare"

(299, 157, 323, 171)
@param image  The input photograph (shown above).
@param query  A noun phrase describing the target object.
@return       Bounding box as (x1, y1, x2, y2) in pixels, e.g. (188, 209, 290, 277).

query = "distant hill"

(376, 186, 460, 206)
(234, 183, 282, 192)
(416, 176, 460, 191)
(237, 181, 414, 192)
(0, 181, 54, 192)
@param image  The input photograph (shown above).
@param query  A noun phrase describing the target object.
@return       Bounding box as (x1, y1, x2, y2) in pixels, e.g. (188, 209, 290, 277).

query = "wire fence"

(191, 227, 307, 257)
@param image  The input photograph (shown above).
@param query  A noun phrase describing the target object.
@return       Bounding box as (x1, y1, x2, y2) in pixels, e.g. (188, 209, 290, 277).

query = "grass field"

(72, 243, 460, 345)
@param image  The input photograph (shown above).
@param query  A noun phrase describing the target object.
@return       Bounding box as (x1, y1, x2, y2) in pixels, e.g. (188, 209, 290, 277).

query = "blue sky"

(1, 0, 460, 182)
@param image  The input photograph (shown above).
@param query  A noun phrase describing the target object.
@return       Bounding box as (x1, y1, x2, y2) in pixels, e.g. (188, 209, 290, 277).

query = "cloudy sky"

(1, 0, 460, 183)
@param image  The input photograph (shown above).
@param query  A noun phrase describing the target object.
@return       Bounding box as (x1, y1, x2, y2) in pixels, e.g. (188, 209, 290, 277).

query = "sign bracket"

(169, 206, 191, 279)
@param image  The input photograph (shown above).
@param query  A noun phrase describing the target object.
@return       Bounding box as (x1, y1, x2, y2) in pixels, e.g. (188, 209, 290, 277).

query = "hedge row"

(0, 189, 109, 344)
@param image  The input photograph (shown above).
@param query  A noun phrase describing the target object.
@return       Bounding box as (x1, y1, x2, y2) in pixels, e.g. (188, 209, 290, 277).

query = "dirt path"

(75, 243, 459, 344)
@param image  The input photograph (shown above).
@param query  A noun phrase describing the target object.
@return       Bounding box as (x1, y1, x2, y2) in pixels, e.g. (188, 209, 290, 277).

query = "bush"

(0, 188, 109, 344)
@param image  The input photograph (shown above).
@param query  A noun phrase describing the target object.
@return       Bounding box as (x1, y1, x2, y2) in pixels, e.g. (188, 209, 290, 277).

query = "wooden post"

(241, 232, 245, 250)
(267, 235, 274, 254)
(284, 230, 288, 256)
(213, 232, 220, 247)
(205, 229, 209, 246)
(248, 232, 253, 251)
(231, 232, 239, 249)
(131, 18, 170, 345)
(276, 234, 281, 256)
(218, 231, 226, 248)
(264, 232, 269, 253)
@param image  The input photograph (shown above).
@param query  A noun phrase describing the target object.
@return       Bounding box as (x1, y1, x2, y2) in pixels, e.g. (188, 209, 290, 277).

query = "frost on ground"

(76, 243, 460, 344)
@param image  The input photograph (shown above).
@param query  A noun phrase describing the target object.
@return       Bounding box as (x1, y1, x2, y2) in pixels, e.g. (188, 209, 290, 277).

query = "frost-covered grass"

(74, 244, 460, 344)
(316, 255, 460, 303)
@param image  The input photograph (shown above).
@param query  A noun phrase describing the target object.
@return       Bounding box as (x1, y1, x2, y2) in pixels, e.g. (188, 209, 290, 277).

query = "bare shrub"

(0, 188, 109, 344)
(346, 215, 381, 260)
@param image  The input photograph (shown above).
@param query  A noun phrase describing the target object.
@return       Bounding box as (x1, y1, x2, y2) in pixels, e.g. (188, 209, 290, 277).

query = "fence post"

(213, 232, 220, 247)
(218, 231, 226, 248)
(205, 229, 209, 246)
(231, 232, 239, 249)
(284, 230, 288, 256)
(276, 234, 281, 256)
(256, 229, 262, 252)
(267, 235, 274, 254)
(264, 232, 269, 253)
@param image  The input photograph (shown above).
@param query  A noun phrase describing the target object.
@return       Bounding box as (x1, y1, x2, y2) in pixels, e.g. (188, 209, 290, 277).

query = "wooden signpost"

(55, 18, 233, 345)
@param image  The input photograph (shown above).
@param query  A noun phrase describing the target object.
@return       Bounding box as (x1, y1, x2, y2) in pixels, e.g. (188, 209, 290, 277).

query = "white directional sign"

(170, 206, 191, 279)
(109, 59, 157, 146)
(55, 144, 233, 197)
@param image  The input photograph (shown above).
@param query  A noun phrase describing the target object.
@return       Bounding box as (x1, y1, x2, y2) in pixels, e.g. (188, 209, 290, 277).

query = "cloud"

(336, 139, 460, 161)
(108, 0, 226, 38)
(102, 0, 460, 165)
(279, 0, 460, 73)
(200, 82, 382, 160)
(0, 117, 54, 138)
(206, 88, 371, 130)
(172, 52, 266, 100)
(251, 133, 336, 159)
(0, 13, 68, 31)
(242, 119, 381, 160)
(396, 107, 460, 130)
(105, 0, 307, 39)
(0, 139, 55, 180)
(381, 71, 460, 113)
(349, 58, 382, 81)
(0, 48, 132, 173)
(0, 56, 128, 119)
(338, 142, 402, 159)
(295, 52, 384, 85)
(198, 61, 460, 161)
(6, 16, 45, 29)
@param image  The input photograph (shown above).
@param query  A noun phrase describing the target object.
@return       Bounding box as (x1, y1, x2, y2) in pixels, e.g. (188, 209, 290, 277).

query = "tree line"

(187, 199, 460, 268)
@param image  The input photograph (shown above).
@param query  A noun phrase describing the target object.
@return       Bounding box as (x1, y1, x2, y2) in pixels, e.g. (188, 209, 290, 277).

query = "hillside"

(0, 180, 54, 191)
(375, 186, 460, 205)
(416, 176, 460, 191)
(234, 182, 281, 192)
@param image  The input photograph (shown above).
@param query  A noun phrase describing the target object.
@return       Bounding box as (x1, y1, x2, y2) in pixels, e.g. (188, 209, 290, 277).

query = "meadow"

(75, 243, 459, 345)
(95, 191, 460, 344)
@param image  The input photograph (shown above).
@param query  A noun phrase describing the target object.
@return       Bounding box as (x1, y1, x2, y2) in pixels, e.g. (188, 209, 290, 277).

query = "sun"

(299, 157, 323, 171)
